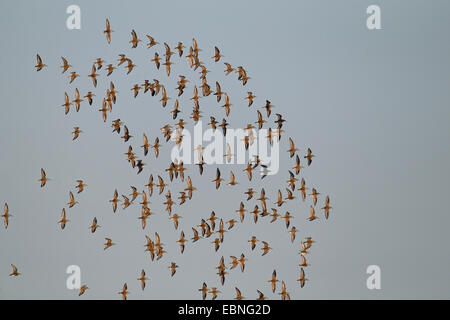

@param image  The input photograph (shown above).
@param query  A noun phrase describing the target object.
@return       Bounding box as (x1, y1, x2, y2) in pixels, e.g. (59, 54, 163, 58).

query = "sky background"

(0, 0, 450, 299)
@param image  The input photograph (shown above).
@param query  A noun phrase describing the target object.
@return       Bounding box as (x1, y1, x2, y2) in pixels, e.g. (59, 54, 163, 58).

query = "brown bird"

(35, 54, 46, 71)
(125, 58, 136, 74)
(261, 241, 272, 256)
(79, 285, 89, 296)
(67, 191, 78, 208)
(228, 171, 238, 186)
(89, 217, 100, 233)
(84, 91, 95, 105)
(199, 282, 208, 300)
(224, 62, 235, 75)
(256, 290, 267, 300)
(279, 281, 291, 300)
(152, 137, 161, 157)
(191, 227, 201, 242)
(157, 175, 167, 194)
(60, 56, 71, 73)
(298, 178, 308, 201)
(72, 127, 82, 140)
(309, 188, 320, 206)
(177, 231, 187, 254)
(308, 205, 318, 221)
(130, 29, 141, 48)
(248, 236, 259, 250)
(146, 35, 159, 48)
(62, 92, 72, 115)
(245, 92, 256, 106)
(297, 268, 308, 288)
(209, 287, 221, 300)
(104, 238, 115, 250)
(288, 226, 298, 243)
(304, 148, 315, 166)
(57, 208, 69, 230)
(212, 46, 223, 62)
(212, 168, 223, 189)
(88, 65, 99, 87)
(169, 262, 178, 277)
(234, 202, 245, 223)
(38, 168, 49, 187)
(234, 287, 244, 300)
(151, 52, 161, 69)
(109, 189, 120, 213)
(322, 195, 333, 219)
(268, 270, 279, 293)
(105, 64, 116, 76)
(293, 155, 304, 175)
(175, 42, 185, 56)
(263, 100, 274, 117)
(288, 138, 298, 157)
(75, 180, 87, 193)
(118, 283, 128, 300)
(9, 264, 20, 277)
(137, 270, 148, 291)
(72, 88, 83, 112)
(69, 71, 79, 84)
(104, 19, 113, 44)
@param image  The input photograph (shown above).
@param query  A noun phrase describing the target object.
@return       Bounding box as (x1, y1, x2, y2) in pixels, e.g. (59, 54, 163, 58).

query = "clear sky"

(0, 0, 450, 299)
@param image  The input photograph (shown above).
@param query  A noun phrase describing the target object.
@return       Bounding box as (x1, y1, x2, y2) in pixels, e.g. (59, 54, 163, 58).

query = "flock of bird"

(3, 18, 333, 300)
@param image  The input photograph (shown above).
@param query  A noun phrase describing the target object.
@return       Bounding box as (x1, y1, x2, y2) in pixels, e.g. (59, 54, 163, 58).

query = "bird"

(309, 188, 320, 206)
(72, 127, 82, 140)
(228, 171, 238, 186)
(88, 65, 99, 87)
(261, 241, 272, 256)
(67, 191, 78, 208)
(109, 189, 120, 213)
(72, 88, 83, 112)
(198, 282, 209, 300)
(84, 92, 95, 105)
(2, 203, 12, 228)
(279, 281, 290, 300)
(104, 238, 115, 250)
(57, 208, 69, 230)
(60, 57, 71, 73)
(212, 46, 223, 62)
(146, 35, 158, 48)
(209, 287, 221, 300)
(9, 264, 20, 277)
(232, 287, 244, 300)
(297, 268, 308, 288)
(38, 168, 49, 187)
(307, 205, 318, 221)
(288, 226, 298, 243)
(130, 29, 141, 48)
(104, 19, 113, 44)
(212, 168, 223, 189)
(293, 155, 304, 175)
(224, 62, 235, 75)
(177, 231, 187, 254)
(118, 283, 128, 300)
(256, 290, 267, 300)
(304, 148, 315, 166)
(79, 285, 89, 296)
(236, 202, 246, 222)
(62, 92, 72, 115)
(35, 54, 46, 71)
(89, 217, 100, 233)
(245, 92, 256, 107)
(137, 270, 148, 291)
(288, 138, 298, 157)
(268, 270, 279, 293)
(169, 262, 178, 277)
(322, 195, 332, 219)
